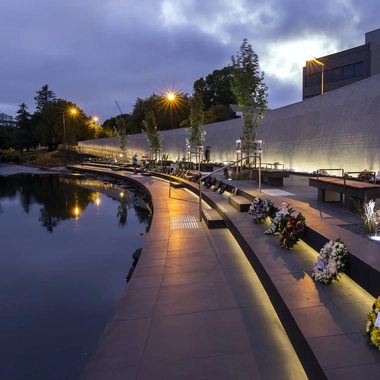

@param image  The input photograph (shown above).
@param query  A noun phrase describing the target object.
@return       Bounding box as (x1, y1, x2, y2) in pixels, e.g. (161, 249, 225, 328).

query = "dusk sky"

(1, 0, 379, 122)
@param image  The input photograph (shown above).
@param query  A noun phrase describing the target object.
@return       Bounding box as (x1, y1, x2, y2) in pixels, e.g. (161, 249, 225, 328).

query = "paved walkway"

(66, 166, 380, 380)
(76, 169, 308, 379)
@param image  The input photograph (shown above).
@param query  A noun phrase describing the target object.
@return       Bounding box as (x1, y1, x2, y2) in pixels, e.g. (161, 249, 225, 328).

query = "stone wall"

(79, 73, 380, 173)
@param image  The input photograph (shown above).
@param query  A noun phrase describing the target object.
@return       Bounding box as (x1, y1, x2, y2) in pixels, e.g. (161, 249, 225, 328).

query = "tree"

(102, 115, 126, 138)
(142, 109, 163, 160)
(34, 99, 95, 150)
(186, 91, 205, 146)
(203, 104, 234, 125)
(128, 93, 190, 134)
(193, 66, 237, 111)
(231, 38, 268, 148)
(34, 84, 57, 111)
(115, 115, 130, 153)
(15, 103, 36, 153)
(0, 125, 15, 150)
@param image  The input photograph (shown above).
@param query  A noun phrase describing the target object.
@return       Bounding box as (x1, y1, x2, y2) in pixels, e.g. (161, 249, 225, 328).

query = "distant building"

(302, 28, 380, 100)
(0, 112, 17, 126)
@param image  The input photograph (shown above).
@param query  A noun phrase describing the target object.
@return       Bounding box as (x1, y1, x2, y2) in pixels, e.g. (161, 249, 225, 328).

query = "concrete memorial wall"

(79, 73, 380, 173)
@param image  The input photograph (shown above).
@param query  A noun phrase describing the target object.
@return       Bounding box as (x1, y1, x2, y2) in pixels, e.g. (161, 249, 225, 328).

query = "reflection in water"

(0, 174, 152, 233)
(0, 173, 152, 380)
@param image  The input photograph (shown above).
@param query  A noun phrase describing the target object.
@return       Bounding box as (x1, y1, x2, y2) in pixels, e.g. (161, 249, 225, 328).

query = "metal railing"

(198, 155, 261, 221)
(344, 171, 376, 185)
(316, 169, 344, 180)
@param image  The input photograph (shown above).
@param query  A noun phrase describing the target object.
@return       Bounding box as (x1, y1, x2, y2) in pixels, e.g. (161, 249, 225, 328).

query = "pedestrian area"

(67, 166, 380, 380)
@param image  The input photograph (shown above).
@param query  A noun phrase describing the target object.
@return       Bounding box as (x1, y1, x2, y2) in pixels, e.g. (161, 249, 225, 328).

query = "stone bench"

(201, 209, 225, 228)
(253, 169, 290, 187)
(309, 177, 380, 209)
(228, 195, 251, 212)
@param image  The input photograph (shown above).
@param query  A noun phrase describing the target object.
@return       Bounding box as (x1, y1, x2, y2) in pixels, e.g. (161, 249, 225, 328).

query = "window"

(343, 65, 354, 78)
(333, 68, 342, 81)
(354, 62, 364, 76)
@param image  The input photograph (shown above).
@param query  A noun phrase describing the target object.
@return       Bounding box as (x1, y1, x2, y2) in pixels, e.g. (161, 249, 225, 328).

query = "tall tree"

(14, 103, 36, 153)
(0, 125, 14, 150)
(34, 84, 57, 111)
(231, 38, 268, 148)
(34, 99, 95, 150)
(128, 93, 190, 134)
(193, 66, 237, 111)
(186, 91, 205, 146)
(142, 109, 163, 160)
(203, 104, 234, 125)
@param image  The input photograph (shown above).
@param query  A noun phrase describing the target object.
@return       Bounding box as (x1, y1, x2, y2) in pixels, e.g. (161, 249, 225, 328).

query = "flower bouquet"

(312, 238, 349, 284)
(248, 197, 274, 224)
(218, 185, 227, 194)
(279, 212, 306, 249)
(264, 203, 293, 235)
(365, 296, 380, 351)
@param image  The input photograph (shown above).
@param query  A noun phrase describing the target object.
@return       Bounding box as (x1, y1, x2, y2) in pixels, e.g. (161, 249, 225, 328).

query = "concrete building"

(302, 28, 380, 100)
(79, 71, 380, 174)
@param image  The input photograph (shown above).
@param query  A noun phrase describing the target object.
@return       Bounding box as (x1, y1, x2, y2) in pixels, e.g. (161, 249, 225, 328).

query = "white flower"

(327, 259, 337, 274)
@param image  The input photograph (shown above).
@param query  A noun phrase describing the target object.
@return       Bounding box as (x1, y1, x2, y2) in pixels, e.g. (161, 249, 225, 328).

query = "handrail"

(198, 155, 261, 221)
(316, 169, 344, 180)
(344, 171, 376, 186)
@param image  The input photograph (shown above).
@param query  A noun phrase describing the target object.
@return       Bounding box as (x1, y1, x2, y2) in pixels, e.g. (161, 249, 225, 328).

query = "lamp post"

(63, 108, 77, 146)
(309, 58, 325, 95)
(167, 92, 175, 129)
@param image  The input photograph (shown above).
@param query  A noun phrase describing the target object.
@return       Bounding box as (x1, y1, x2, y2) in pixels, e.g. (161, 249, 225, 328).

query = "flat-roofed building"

(0, 113, 16, 126)
(302, 28, 380, 100)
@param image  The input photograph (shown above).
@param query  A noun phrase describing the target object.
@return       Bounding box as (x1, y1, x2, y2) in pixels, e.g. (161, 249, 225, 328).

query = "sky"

(1, 0, 379, 122)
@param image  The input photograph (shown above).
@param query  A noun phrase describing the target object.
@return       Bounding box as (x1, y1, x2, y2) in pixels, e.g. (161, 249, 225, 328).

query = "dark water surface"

(0, 172, 151, 380)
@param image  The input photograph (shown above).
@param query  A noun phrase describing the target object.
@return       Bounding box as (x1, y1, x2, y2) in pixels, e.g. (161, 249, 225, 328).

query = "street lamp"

(63, 108, 77, 145)
(309, 58, 325, 95)
(167, 92, 176, 129)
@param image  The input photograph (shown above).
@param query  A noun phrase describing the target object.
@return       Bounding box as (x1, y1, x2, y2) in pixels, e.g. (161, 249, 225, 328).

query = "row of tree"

(0, 38, 268, 154)
(0, 85, 116, 153)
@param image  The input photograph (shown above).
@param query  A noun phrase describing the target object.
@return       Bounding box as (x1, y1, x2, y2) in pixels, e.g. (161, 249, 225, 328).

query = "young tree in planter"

(186, 91, 205, 147)
(114, 115, 130, 154)
(142, 109, 163, 161)
(231, 38, 268, 151)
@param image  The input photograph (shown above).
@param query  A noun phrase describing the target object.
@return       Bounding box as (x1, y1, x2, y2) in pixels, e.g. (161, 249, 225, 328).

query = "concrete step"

(228, 195, 251, 212)
(170, 181, 183, 188)
(202, 209, 225, 229)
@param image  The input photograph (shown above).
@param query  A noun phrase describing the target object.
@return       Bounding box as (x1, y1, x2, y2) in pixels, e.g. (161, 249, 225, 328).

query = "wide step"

(228, 195, 251, 212)
(170, 181, 183, 188)
(202, 209, 225, 229)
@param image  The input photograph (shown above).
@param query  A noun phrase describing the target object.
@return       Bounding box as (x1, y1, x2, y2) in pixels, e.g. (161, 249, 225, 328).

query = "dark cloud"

(1, 0, 378, 120)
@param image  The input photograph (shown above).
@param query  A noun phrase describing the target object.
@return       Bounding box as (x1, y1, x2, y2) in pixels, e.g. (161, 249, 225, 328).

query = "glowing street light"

(167, 92, 176, 101)
(63, 108, 77, 145)
(166, 92, 177, 129)
(92, 116, 99, 124)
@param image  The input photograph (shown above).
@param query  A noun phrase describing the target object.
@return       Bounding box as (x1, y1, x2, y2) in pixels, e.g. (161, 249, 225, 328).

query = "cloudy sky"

(1, 0, 378, 121)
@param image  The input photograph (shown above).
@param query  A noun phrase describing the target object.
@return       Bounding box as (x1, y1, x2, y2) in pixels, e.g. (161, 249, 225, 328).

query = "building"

(302, 28, 380, 100)
(0, 112, 17, 126)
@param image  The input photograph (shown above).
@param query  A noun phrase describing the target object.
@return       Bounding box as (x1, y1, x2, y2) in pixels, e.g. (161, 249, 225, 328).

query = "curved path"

(68, 165, 380, 380)
(70, 166, 307, 380)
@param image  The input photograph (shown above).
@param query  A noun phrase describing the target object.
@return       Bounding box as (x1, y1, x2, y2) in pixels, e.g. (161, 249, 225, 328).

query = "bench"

(252, 169, 289, 187)
(228, 195, 251, 212)
(309, 177, 380, 209)
(199, 163, 215, 172)
(202, 209, 225, 229)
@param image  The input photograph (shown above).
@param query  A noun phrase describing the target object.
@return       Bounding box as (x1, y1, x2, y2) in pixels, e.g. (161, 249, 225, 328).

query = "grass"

(1, 150, 79, 168)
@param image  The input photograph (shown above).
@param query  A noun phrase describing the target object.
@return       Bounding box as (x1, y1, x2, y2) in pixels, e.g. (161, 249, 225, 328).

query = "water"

(0, 171, 151, 380)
